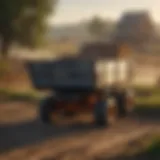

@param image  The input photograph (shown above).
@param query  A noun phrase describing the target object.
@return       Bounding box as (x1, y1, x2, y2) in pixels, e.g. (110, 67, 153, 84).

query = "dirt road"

(0, 102, 159, 160)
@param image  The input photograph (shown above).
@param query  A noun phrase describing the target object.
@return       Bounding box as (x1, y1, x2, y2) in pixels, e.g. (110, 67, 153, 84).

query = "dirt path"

(0, 120, 156, 160)
(0, 102, 159, 160)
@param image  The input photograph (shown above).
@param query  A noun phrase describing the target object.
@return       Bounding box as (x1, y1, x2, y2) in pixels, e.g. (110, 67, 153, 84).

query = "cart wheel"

(94, 97, 118, 126)
(125, 89, 135, 114)
(39, 96, 54, 124)
(117, 90, 135, 117)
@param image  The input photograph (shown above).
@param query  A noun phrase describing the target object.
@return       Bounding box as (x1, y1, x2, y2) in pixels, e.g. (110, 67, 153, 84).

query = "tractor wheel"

(117, 89, 135, 118)
(39, 96, 54, 124)
(94, 97, 118, 126)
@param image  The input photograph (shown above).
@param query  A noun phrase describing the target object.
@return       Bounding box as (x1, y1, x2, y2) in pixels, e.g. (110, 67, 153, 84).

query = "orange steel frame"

(54, 94, 98, 113)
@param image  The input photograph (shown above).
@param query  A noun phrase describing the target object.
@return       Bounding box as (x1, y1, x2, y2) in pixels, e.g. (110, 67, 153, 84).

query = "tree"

(0, 0, 57, 57)
(88, 16, 107, 40)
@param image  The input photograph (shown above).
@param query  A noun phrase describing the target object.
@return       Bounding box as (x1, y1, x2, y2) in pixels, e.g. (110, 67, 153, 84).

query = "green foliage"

(0, 0, 57, 56)
(88, 15, 107, 39)
(146, 137, 160, 159)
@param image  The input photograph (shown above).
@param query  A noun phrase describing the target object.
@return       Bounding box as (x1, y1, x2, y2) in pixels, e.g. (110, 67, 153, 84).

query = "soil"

(0, 101, 159, 160)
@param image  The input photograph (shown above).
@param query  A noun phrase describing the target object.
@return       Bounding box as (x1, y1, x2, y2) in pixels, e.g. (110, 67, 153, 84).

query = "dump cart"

(27, 56, 135, 126)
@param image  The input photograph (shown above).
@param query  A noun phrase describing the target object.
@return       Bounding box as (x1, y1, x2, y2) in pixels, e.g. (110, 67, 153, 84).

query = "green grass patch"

(121, 134, 160, 159)
(0, 88, 41, 102)
(135, 86, 160, 108)
(136, 96, 160, 106)
(145, 136, 160, 159)
(135, 86, 160, 95)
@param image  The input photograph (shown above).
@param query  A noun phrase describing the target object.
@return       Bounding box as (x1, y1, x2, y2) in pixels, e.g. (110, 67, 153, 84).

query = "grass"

(0, 88, 41, 102)
(135, 86, 160, 108)
(135, 86, 160, 95)
(0, 86, 159, 107)
(123, 135, 160, 160)
(147, 136, 160, 159)
(136, 96, 160, 107)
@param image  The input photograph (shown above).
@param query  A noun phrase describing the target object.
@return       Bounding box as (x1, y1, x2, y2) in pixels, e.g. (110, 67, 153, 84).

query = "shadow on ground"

(135, 105, 160, 121)
(0, 106, 159, 154)
(0, 119, 98, 153)
(98, 151, 160, 160)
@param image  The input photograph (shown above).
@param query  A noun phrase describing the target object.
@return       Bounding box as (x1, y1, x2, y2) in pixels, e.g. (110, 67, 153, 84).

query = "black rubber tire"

(116, 90, 135, 118)
(94, 97, 118, 127)
(39, 96, 54, 124)
(94, 101, 107, 126)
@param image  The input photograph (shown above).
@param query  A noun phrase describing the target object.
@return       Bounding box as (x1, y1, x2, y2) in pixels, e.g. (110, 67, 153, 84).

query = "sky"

(49, 0, 160, 25)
